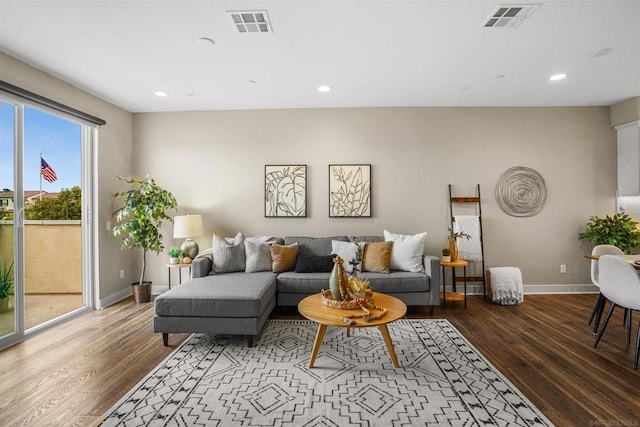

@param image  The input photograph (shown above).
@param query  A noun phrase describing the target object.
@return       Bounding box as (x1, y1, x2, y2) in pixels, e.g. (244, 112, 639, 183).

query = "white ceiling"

(0, 0, 639, 113)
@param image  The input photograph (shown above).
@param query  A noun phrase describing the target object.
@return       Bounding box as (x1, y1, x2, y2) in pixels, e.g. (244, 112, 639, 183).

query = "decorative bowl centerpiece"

(321, 256, 373, 309)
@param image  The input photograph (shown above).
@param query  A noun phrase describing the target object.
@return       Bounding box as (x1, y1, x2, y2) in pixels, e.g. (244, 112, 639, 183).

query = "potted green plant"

(168, 247, 182, 265)
(579, 212, 640, 254)
(112, 176, 177, 303)
(441, 247, 451, 263)
(0, 259, 14, 313)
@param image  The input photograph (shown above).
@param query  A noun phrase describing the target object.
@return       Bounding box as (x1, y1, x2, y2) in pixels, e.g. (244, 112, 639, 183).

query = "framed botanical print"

(329, 164, 371, 217)
(264, 164, 307, 217)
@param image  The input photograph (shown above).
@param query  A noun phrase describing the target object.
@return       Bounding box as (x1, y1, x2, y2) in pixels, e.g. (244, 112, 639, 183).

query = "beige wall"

(0, 52, 134, 304)
(133, 107, 616, 288)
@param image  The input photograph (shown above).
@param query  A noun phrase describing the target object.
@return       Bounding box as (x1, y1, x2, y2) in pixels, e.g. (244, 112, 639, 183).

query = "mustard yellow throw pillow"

(362, 241, 392, 274)
(270, 243, 299, 273)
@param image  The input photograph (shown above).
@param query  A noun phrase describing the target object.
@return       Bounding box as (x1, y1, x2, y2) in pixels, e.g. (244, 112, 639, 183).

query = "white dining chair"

(594, 255, 640, 369)
(589, 245, 625, 334)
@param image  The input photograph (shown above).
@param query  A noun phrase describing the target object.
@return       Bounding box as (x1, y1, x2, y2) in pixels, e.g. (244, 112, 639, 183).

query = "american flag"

(40, 157, 57, 183)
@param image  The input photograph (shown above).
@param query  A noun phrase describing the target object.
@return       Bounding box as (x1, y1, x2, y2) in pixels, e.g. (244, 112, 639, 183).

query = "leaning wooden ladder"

(449, 184, 487, 299)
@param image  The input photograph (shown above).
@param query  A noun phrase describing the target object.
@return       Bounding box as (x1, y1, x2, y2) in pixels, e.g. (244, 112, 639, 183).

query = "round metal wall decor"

(495, 166, 547, 217)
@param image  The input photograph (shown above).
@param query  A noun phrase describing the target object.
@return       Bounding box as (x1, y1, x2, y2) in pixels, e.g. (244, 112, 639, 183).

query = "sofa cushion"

(213, 232, 246, 273)
(245, 240, 273, 273)
(284, 236, 348, 257)
(154, 272, 276, 318)
(384, 230, 427, 273)
(276, 271, 429, 295)
(360, 272, 430, 293)
(295, 255, 334, 273)
(331, 240, 364, 273)
(271, 243, 298, 273)
(362, 241, 392, 273)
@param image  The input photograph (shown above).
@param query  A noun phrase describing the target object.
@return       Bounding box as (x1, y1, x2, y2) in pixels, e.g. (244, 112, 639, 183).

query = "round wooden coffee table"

(297, 292, 407, 368)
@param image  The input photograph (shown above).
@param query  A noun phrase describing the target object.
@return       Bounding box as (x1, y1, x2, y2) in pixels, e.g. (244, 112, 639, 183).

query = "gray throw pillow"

(212, 232, 246, 273)
(245, 240, 273, 273)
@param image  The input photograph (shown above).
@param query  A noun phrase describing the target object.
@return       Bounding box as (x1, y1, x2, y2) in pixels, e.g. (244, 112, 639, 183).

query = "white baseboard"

(99, 287, 132, 309)
(523, 284, 598, 294)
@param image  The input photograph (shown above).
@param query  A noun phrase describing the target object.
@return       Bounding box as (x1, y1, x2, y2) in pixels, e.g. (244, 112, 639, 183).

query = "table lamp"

(173, 214, 203, 260)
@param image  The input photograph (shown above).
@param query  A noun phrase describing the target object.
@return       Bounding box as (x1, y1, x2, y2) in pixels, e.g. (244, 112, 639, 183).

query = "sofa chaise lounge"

(153, 234, 440, 346)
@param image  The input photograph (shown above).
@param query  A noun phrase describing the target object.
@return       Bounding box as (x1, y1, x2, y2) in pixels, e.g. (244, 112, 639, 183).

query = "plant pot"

(441, 256, 451, 263)
(0, 297, 9, 313)
(169, 257, 180, 265)
(132, 281, 152, 303)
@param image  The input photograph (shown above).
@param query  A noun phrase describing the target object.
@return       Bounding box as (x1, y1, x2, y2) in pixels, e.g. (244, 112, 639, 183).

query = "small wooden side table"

(166, 263, 192, 289)
(441, 259, 469, 308)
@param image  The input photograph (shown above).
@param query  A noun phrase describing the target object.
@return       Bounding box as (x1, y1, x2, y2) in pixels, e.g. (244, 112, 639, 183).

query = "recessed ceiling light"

(549, 73, 567, 81)
(154, 91, 168, 97)
(318, 85, 331, 93)
(196, 37, 215, 47)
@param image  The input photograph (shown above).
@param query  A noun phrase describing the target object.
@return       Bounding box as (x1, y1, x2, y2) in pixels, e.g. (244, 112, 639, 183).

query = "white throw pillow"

(331, 240, 365, 273)
(383, 230, 427, 273)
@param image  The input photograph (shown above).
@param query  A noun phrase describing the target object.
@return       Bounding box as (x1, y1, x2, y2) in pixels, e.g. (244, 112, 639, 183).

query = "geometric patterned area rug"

(101, 319, 553, 426)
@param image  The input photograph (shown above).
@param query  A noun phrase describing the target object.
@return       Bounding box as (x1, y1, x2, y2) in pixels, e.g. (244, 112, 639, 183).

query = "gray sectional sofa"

(153, 235, 440, 346)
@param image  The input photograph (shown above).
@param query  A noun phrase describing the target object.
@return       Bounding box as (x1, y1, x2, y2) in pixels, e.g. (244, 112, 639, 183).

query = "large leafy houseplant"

(579, 212, 640, 254)
(112, 176, 177, 298)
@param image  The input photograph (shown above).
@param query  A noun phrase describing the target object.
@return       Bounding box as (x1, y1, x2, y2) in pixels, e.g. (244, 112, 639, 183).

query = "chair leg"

(593, 295, 607, 335)
(588, 293, 603, 325)
(595, 303, 617, 348)
(628, 309, 633, 345)
(635, 320, 640, 370)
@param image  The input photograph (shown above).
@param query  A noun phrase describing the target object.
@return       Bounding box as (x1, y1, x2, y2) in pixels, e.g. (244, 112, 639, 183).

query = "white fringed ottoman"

(486, 267, 524, 305)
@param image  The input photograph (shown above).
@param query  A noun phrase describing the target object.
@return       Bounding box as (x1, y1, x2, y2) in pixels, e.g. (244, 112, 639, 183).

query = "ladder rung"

(451, 197, 480, 203)
(455, 276, 485, 282)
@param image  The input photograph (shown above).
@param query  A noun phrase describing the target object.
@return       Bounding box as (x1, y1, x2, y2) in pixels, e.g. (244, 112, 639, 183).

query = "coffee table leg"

(309, 324, 327, 368)
(378, 324, 400, 368)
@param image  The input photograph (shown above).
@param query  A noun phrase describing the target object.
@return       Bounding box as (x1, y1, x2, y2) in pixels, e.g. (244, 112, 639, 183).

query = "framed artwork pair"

(264, 164, 371, 218)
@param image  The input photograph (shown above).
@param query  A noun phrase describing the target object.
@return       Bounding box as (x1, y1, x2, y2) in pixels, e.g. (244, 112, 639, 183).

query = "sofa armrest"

(423, 255, 441, 306)
(192, 257, 212, 278)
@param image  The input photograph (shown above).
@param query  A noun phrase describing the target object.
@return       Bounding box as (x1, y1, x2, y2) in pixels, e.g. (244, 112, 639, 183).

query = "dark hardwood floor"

(0, 294, 638, 426)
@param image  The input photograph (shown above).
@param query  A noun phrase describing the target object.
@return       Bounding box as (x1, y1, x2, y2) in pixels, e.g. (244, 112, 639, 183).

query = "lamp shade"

(173, 214, 203, 238)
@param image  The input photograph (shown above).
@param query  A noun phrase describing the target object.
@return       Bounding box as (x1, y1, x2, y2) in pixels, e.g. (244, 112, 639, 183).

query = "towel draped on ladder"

(453, 215, 483, 261)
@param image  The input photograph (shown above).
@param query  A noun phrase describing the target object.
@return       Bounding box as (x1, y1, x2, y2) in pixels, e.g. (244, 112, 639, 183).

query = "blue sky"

(0, 102, 81, 193)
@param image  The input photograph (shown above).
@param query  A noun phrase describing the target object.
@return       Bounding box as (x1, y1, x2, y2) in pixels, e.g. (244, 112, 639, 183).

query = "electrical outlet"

(560, 264, 567, 274)
(120, 269, 125, 279)
(106, 221, 111, 231)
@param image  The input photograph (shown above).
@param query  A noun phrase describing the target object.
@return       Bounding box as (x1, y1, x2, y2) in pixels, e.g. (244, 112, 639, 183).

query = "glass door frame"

(0, 95, 96, 349)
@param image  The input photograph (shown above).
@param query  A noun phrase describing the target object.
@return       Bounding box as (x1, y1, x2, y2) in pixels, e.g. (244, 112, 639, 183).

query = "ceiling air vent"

(227, 10, 272, 34)
(482, 4, 540, 28)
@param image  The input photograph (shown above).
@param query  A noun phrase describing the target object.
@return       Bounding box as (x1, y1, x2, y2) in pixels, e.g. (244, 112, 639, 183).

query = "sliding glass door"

(0, 97, 94, 348)
(0, 100, 16, 340)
